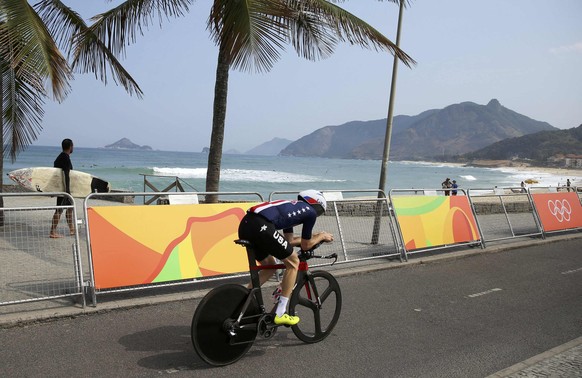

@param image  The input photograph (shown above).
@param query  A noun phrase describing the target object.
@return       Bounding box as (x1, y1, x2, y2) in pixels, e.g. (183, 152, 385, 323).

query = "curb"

(486, 336, 582, 377)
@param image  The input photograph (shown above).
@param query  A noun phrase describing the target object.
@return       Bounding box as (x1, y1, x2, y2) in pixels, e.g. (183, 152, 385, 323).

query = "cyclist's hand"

(319, 232, 334, 243)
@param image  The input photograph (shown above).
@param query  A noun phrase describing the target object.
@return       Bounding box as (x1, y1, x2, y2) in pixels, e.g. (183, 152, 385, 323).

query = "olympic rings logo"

(547, 199, 571, 222)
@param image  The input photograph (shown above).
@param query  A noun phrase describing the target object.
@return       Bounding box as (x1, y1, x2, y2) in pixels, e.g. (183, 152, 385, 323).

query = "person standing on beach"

(442, 178, 452, 196)
(566, 179, 571, 192)
(49, 139, 75, 238)
(451, 180, 458, 196)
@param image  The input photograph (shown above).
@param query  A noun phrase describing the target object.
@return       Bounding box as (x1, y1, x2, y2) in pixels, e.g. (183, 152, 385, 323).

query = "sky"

(33, 0, 582, 153)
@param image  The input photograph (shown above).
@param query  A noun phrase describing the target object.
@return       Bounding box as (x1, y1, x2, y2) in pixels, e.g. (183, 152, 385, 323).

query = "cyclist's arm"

(284, 232, 333, 250)
(300, 232, 334, 251)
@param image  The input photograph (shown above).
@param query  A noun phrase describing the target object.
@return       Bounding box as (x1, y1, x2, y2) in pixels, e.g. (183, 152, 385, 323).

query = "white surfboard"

(8, 167, 110, 197)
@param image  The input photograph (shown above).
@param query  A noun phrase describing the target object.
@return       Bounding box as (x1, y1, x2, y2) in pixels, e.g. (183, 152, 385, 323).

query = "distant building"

(548, 154, 582, 168)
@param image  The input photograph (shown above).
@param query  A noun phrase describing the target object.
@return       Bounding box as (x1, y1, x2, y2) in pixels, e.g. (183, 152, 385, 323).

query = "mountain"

(280, 99, 557, 160)
(465, 124, 582, 161)
(104, 138, 153, 150)
(246, 137, 293, 155)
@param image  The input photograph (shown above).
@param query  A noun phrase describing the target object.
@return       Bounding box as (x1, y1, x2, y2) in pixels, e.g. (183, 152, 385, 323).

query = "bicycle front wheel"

(191, 284, 259, 366)
(289, 270, 342, 343)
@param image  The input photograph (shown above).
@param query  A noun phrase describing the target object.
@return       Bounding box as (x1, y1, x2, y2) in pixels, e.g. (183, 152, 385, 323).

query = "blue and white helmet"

(298, 189, 327, 216)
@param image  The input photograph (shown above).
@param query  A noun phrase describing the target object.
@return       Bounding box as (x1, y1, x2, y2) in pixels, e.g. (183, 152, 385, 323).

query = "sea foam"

(152, 167, 344, 183)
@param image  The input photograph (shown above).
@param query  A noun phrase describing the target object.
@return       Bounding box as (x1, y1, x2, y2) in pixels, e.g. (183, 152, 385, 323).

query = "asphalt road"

(1, 238, 581, 377)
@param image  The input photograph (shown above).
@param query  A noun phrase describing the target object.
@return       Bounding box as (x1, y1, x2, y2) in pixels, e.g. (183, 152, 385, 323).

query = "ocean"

(2, 146, 577, 198)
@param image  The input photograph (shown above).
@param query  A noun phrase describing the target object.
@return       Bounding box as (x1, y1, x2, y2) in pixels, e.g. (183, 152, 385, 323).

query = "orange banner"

(392, 196, 480, 251)
(87, 203, 256, 289)
(531, 192, 582, 232)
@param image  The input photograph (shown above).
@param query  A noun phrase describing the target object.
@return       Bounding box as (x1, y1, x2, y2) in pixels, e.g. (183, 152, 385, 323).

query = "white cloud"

(549, 42, 582, 54)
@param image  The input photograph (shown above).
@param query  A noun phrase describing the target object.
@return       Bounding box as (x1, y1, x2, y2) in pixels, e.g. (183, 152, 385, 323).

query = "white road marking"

(466, 288, 503, 298)
(561, 267, 582, 275)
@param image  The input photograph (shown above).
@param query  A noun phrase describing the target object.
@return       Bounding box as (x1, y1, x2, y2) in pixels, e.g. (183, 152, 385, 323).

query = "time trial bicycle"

(191, 239, 342, 366)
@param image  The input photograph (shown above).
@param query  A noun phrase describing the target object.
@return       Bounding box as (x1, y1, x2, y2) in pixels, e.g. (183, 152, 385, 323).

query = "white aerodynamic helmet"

(298, 189, 327, 216)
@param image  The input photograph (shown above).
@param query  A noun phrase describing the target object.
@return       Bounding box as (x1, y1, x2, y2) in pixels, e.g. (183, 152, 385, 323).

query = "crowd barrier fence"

(389, 188, 483, 259)
(467, 187, 543, 246)
(1, 186, 581, 311)
(269, 190, 403, 264)
(0, 192, 85, 308)
(83, 191, 264, 305)
(528, 186, 582, 237)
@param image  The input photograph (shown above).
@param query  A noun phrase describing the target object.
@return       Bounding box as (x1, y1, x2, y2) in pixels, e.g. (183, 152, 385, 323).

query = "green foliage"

(466, 124, 582, 161)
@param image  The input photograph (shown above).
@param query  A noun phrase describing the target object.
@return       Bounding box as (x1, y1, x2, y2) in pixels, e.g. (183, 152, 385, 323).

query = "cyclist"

(238, 189, 334, 326)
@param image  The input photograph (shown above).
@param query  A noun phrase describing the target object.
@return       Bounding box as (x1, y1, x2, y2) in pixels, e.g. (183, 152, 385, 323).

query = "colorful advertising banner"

(87, 203, 256, 289)
(531, 192, 582, 232)
(392, 196, 481, 252)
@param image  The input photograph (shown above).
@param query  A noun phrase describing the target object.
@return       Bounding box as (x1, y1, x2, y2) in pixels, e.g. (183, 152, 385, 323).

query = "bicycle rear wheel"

(191, 284, 260, 366)
(289, 270, 342, 343)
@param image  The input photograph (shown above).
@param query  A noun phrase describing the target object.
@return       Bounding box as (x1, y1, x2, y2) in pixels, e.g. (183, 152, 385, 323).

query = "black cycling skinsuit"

(238, 200, 317, 261)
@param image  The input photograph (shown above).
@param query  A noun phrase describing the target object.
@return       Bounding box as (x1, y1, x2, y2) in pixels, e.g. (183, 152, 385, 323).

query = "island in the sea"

(104, 138, 153, 150)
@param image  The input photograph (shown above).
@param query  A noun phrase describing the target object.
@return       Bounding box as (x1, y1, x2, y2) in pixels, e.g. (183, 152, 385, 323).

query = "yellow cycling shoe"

(274, 313, 300, 326)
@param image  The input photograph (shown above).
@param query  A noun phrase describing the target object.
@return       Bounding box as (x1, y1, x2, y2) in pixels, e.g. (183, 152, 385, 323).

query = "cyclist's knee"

(284, 253, 299, 270)
(261, 256, 277, 266)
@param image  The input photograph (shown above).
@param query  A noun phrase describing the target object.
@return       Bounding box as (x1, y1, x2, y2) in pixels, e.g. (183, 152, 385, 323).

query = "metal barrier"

(140, 174, 199, 205)
(527, 186, 582, 237)
(389, 188, 483, 258)
(269, 189, 403, 264)
(0, 192, 85, 309)
(83, 191, 264, 305)
(2, 186, 580, 311)
(467, 187, 543, 246)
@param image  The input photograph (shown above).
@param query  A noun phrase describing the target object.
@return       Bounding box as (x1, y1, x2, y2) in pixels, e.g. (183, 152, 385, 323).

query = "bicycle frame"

(230, 240, 334, 341)
(230, 242, 309, 335)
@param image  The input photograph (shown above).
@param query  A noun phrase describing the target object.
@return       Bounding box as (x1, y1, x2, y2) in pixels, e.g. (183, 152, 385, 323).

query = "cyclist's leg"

(273, 252, 299, 325)
(279, 252, 299, 298)
(255, 255, 278, 286)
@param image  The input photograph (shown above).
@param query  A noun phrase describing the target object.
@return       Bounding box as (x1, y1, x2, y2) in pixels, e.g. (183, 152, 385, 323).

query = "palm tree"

(0, 0, 187, 220)
(204, 0, 414, 200)
(88, 0, 415, 201)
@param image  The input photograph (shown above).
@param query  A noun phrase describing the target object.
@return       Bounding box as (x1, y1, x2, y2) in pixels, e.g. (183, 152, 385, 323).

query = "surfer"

(49, 139, 75, 238)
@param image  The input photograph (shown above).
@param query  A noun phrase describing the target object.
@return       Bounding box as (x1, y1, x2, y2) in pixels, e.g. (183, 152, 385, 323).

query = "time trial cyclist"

(238, 189, 334, 326)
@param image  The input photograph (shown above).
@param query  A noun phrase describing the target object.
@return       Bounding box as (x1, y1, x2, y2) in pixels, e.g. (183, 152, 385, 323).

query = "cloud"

(549, 42, 582, 54)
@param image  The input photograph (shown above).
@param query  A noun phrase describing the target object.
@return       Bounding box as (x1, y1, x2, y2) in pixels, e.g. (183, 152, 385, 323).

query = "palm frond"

(73, 29, 144, 98)
(1, 57, 45, 162)
(1, 0, 71, 101)
(34, 0, 86, 58)
(88, 0, 193, 58)
(209, 0, 415, 73)
(209, 0, 291, 73)
(295, 0, 416, 67)
(35, 0, 144, 98)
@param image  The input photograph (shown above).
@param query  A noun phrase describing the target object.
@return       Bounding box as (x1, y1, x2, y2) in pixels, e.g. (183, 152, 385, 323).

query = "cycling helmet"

(298, 189, 327, 216)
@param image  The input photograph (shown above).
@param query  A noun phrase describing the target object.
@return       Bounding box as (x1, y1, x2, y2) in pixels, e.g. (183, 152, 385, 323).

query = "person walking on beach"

(238, 190, 333, 326)
(49, 139, 75, 238)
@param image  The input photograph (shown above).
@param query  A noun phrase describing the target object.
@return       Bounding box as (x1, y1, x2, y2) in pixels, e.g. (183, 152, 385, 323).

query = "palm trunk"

(0, 68, 4, 226)
(205, 44, 230, 203)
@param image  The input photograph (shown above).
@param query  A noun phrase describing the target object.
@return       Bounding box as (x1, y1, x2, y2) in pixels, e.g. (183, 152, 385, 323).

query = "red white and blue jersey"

(248, 200, 317, 240)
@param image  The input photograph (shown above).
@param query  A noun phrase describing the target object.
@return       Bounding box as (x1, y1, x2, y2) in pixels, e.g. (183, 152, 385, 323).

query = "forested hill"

(465, 124, 582, 161)
(279, 99, 556, 160)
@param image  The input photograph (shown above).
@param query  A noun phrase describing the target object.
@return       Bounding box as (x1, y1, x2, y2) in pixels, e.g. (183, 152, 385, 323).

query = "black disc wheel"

(191, 284, 260, 366)
(289, 270, 342, 343)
